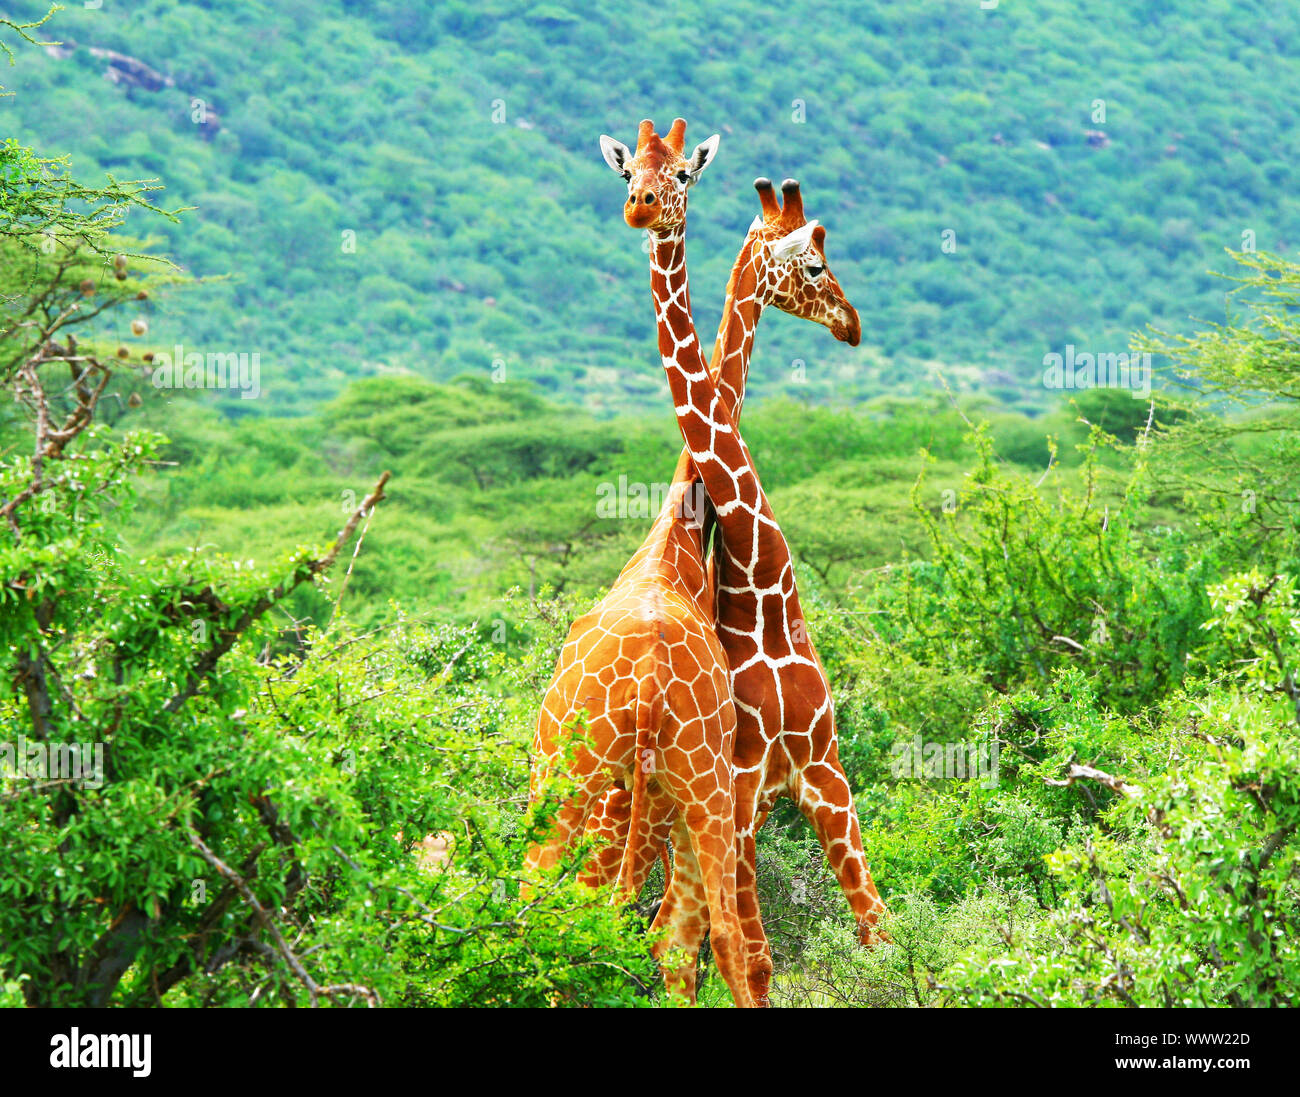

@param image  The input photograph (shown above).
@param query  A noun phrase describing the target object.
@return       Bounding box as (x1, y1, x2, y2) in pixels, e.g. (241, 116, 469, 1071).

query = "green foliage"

(5, 0, 1300, 413)
(721, 246, 1300, 1004)
(896, 425, 1213, 709)
(1137, 249, 1300, 582)
(0, 4, 58, 88)
(943, 689, 1300, 1007)
(1, 2, 182, 258)
(0, 136, 180, 255)
(773, 891, 1041, 1007)
(8, 236, 1300, 1009)
(6, 6, 1300, 1009)
(1141, 249, 1300, 405)
(0, 228, 654, 1007)
(1201, 570, 1300, 728)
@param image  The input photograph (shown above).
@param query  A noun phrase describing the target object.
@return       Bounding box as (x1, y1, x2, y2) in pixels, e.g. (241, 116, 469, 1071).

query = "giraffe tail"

(614, 668, 661, 903)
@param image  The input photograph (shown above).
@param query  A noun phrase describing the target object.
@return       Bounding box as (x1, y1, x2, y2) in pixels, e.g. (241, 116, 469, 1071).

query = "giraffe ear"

(770, 219, 820, 261)
(685, 134, 720, 183)
(599, 134, 633, 174)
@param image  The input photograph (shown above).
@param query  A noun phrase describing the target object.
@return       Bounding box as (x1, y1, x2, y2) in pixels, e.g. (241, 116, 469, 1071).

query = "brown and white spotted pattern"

(595, 126, 889, 1006)
(525, 120, 756, 1008)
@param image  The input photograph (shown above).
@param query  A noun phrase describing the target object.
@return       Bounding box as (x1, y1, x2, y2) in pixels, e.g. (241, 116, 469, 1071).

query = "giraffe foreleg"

(795, 759, 890, 947)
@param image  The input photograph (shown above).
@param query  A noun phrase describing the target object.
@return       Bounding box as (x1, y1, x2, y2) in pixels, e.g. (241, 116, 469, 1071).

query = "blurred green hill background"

(6, 0, 1299, 416)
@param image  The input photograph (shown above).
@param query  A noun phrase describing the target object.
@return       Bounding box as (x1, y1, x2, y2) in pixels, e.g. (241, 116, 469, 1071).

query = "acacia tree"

(1135, 249, 1300, 578)
(0, 222, 398, 1004)
(0, 23, 653, 1007)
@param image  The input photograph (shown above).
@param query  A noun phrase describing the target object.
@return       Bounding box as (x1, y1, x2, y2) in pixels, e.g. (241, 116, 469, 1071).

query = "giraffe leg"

(523, 768, 612, 879)
(620, 791, 676, 900)
(649, 816, 707, 1003)
(580, 787, 631, 888)
(665, 823, 773, 1006)
(583, 786, 676, 898)
(730, 768, 773, 1006)
(650, 806, 756, 1008)
(677, 800, 755, 1008)
(736, 828, 774, 1006)
(796, 759, 889, 946)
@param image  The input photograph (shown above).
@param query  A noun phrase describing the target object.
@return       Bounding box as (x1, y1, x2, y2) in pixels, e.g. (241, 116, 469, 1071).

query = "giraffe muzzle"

(835, 306, 862, 346)
(624, 190, 659, 228)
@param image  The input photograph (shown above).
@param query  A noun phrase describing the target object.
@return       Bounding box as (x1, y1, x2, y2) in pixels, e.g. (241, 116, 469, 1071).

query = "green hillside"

(5, 0, 1299, 414)
(121, 377, 1085, 626)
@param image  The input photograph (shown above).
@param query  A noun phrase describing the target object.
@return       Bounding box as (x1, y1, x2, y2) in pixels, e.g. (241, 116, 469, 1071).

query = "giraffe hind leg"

(583, 786, 676, 900)
(661, 796, 773, 1004)
(649, 815, 707, 1003)
(675, 801, 756, 1007)
(731, 770, 774, 1005)
(736, 828, 774, 1006)
(524, 768, 614, 880)
(580, 787, 631, 889)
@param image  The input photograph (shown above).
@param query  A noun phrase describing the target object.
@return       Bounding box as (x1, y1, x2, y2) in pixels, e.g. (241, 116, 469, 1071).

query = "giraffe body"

(660, 188, 890, 1007)
(527, 121, 757, 1007)
(593, 128, 888, 1006)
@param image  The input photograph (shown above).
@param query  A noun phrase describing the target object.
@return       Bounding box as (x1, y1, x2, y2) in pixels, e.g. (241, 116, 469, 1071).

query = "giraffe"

(596, 126, 889, 1006)
(580, 187, 866, 890)
(523, 119, 759, 1007)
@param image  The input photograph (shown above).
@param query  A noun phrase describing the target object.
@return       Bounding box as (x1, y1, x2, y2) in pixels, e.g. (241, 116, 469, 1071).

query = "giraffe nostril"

(643, 192, 656, 205)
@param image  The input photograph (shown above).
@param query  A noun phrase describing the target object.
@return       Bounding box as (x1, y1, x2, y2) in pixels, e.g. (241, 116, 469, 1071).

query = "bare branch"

(1044, 762, 1140, 797)
(161, 471, 390, 714)
(187, 828, 378, 1008)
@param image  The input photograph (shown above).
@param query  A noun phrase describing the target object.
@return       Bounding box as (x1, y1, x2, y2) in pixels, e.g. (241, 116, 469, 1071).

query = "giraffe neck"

(659, 240, 761, 505)
(647, 227, 697, 374)
(618, 473, 712, 604)
(648, 226, 791, 594)
(707, 239, 763, 424)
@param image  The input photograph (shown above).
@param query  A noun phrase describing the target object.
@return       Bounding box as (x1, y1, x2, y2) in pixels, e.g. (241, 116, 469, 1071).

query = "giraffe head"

(747, 178, 861, 345)
(598, 118, 720, 231)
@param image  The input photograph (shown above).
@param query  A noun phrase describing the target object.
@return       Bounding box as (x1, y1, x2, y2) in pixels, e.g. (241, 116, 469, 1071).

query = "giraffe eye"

(622, 170, 632, 182)
(676, 170, 690, 184)
(806, 264, 825, 278)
